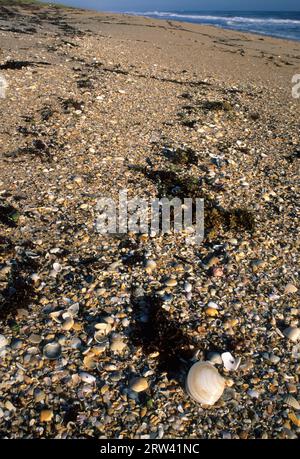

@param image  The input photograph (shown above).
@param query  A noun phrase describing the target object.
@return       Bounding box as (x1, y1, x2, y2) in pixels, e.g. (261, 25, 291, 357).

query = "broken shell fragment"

(186, 361, 225, 405)
(205, 307, 219, 317)
(50, 310, 63, 323)
(288, 412, 300, 427)
(221, 352, 241, 371)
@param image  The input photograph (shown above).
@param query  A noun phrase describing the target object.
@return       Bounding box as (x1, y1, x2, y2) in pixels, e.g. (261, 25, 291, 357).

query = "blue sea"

(41, 1, 300, 42)
(125, 11, 300, 41)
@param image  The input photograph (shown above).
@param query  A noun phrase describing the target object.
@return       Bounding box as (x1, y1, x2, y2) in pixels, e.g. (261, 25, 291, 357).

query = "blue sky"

(46, 0, 300, 12)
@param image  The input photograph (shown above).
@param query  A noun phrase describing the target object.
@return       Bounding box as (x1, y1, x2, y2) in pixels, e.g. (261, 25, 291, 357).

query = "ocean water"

(125, 11, 300, 41)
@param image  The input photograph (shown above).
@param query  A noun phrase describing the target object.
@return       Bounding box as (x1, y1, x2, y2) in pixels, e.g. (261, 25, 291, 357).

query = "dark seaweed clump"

(130, 294, 195, 381)
(0, 261, 36, 322)
(0, 203, 20, 227)
(130, 165, 256, 237)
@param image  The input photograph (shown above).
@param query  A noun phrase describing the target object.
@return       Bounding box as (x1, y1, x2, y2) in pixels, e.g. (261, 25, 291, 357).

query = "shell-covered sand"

(0, 3, 299, 439)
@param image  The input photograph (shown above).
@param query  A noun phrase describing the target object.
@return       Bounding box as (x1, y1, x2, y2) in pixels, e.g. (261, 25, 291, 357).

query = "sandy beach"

(0, 3, 299, 439)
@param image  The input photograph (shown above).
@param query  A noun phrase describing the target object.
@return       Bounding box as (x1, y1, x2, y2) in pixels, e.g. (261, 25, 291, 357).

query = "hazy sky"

(47, 0, 300, 12)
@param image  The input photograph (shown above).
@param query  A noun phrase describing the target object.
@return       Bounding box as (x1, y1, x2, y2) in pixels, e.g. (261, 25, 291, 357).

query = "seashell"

(288, 412, 300, 427)
(164, 278, 177, 287)
(292, 343, 300, 360)
(221, 352, 241, 371)
(284, 395, 300, 410)
(94, 322, 112, 336)
(206, 307, 219, 317)
(184, 282, 192, 293)
(283, 327, 300, 343)
(53, 262, 62, 273)
(92, 344, 107, 355)
(0, 334, 8, 349)
(49, 310, 63, 323)
(207, 351, 222, 365)
(69, 337, 82, 349)
(247, 389, 259, 399)
(207, 301, 219, 309)
(284, 283, 298, 294)
(212, 267, 223, 277)
(83, 353, 97, 370)
(79, 372, 96, 384)
(43, 342, 62, 360)
(40, 409, 53, 423)
(31, 273, 40, 283)
(130, 377, 149, 393)
(110, 337, 127, 353)
(186, 361, 225, 405)
(145, 260, 157, 272)
(94, 330, 110, 343)
(62, 316, 74, 331)
(102, 316, 114, 324)
(67, 303, 79, 317)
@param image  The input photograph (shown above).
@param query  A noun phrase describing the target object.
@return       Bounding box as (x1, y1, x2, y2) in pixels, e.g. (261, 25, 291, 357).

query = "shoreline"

(119, 11, 300, 43)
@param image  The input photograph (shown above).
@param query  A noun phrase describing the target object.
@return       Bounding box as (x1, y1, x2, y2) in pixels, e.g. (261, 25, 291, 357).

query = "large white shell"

(186, 361, 225, 405)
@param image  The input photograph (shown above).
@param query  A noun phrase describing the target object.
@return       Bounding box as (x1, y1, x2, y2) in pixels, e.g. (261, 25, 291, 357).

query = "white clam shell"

(186, 361, 225, 405)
